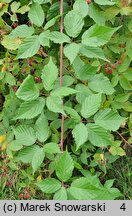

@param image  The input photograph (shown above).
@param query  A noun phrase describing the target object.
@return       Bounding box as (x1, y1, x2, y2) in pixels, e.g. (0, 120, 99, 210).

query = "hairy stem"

(60, 0, 64, 152)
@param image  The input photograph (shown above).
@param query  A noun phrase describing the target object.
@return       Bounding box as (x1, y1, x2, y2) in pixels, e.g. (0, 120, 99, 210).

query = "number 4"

(120, 203, 126, 211)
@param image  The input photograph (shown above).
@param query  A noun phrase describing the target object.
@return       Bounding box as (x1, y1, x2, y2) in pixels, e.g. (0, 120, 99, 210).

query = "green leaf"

(47, 31, 71, 44)
(82, 24, 120, 47)
(94, 0, 115, 5)
(94, 109, 126, 131)
(118, 57, 131, 73)
(80, 45, 107, 61)
(9, 140, 23, 151)
(43, 143, 61, 154)
(33, 0, 50, 4)
(64, 43, 80, 64)
(64, 10, 84, 38)
(109, 146, 126, 156)
(88, 4, 105, 25)
(73, 0, 89, 18)
(126, 38, 132, 59)
(16, 75, 39, 101)
(128, 19, 132, 32)
(32, 148, 45, 174)
(72, 123, 88, 150)
(87, 123, 112, 147)
(89, 74, 115, 95)
(104, 6, 120, 20)
(119, 76, 132, 90)
(67, 176, 103, 200)
(5, 72, 16, 85)
(16, 6, 30, 14)
(67, 176, 121, 200)
(1, 36, 21, 50)
(35, 112, 50, 142)
(53, 187, 67, 200)
(13, 125, 36, 146)
(51, 87, 78, 97)
(14, 97, 45, 119)
(17, 36, 40, 59)
(11, 1, 20, 13)
(39, 31, 50, 47)
(75, 84, 93, 104)
(81, 94, 102, 118)
(9, 25, 34, 38)
(41, 58, 58, 91)
(62, 75, 75, 87)
(46, 96, 65, 115)
(74, 64, 97, 80)
(15, 145, 39, 163)
(36, 178, 61, 193)
(55, 152, 74, 182)
(28, 3, 45, 27)
(44, 15, 60, 30)
(64, 106, 81, 123)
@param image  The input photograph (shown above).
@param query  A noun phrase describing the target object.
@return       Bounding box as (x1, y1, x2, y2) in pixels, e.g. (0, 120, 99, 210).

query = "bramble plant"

(0, 0, 132, 200)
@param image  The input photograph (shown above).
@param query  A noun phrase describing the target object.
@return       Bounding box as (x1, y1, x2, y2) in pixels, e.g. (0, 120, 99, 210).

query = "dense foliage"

(0, 0, 132, 200)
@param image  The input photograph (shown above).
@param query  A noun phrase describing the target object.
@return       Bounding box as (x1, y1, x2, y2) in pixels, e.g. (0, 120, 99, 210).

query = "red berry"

(5, 160, 10, 163)
(111, 64, 117, 70)
(26, 194, 30, 199)
(27, 59, 33, 66)
(104, 64, 109, 68)
(2, 173, 7, 177)
(97, 160, 101, 164)
(12, 86, 18, 92)
(3, 166, 8, 171)
(23, 193, 30, 199)
(35, 77, 42, 83)
(23, 194, 27, 199)
(12, 23, 18, 29)
(101, 161, 105, 166)
(108, 69, 113, 74)
(21, 69, 26, 74)
(6, 181, 11, 187)
(118, 59, 122, 65)
(105, 68, 109, 73)
(86, 0, 92, 4)
(106, 159, 109, 163)
(19, 193, 23, 199)
(19, 79, 23, 84)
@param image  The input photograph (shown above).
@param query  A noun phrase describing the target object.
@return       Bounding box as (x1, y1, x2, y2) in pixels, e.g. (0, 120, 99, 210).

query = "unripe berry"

(0, 3, 3, 9)
(118, 59, 122, 65)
